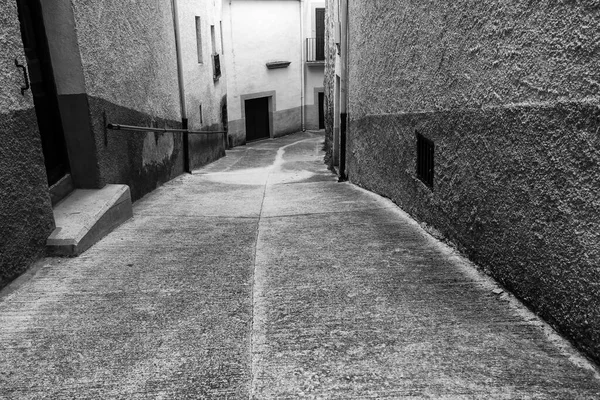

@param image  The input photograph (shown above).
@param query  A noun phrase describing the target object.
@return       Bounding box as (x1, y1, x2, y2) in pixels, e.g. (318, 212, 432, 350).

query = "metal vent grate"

(416, 133, 434, 188)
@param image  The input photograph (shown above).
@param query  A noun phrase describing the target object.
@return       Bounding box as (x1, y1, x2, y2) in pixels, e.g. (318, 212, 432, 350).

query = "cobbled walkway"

(1, 131, 599, 399)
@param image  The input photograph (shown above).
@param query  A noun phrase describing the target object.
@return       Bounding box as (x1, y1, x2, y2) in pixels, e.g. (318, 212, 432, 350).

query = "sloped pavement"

(1, 131, 599, 399)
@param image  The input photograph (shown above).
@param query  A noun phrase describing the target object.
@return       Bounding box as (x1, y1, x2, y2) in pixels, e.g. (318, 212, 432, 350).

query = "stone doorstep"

(46, 184, 133, 257)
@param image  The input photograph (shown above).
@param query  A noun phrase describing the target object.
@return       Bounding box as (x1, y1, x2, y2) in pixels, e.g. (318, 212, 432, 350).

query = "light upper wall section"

(349, 1, 600, 118)
(71, 0, 181, 121)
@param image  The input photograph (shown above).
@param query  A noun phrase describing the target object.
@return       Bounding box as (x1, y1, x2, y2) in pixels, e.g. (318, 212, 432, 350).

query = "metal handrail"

(107, 123, 226, 135)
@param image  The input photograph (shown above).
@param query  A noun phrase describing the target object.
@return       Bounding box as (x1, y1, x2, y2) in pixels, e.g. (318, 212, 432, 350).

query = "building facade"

(303, 0, 326, 131)
(0, 0, 226, 288)
(222, 0, 325, 146)
(324, 0, 347, 172)
(325, 1, 600, 363)
(178, 0, 228, 167)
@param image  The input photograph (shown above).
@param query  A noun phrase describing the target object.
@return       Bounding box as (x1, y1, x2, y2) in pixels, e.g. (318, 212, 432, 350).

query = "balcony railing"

(306, 37, 325, 63)
(213, 53, 221, 80)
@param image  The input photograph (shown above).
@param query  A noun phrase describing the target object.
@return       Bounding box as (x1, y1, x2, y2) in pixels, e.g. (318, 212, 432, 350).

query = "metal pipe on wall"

(171, 0, 190, 172)
(107, 124, 227, 135)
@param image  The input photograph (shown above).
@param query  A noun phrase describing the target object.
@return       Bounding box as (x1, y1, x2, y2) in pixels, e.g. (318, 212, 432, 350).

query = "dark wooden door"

(315, 8, 325, 61)
(318, 92, 325, 129)
(245, 97, 270, 142)
(17, 0, 69, 186)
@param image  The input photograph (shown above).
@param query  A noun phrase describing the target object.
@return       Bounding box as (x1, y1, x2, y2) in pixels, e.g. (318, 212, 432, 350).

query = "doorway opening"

(315, 8, 325, 61)
(318, 92, 325, 129)
(245, 97, 270, 142)
(17, 0, 70, 187)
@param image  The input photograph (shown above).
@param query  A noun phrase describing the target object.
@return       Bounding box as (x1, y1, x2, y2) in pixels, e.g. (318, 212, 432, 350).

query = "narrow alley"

(1, 132, 599, 398)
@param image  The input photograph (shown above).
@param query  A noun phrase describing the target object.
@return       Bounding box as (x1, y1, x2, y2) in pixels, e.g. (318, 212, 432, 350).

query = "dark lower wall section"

(227, 119, 246, 147)
(348, 101, 600, 363)
(189, 123, 226, 171)
(272, 107, 301, 138)
(0, 108, 55, 289)
(88, 96, 185, 201)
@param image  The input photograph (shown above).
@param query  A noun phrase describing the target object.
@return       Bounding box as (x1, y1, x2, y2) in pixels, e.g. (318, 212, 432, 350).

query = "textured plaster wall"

(346, 1, 600, 362)
(70, 0, 185, 199)
(349, 1, 600, 117)
(223, 0, 302, 144)
(0, 1, 55, 287)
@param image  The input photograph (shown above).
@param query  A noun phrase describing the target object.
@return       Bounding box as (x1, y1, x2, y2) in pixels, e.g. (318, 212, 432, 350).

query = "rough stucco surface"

(71, 0, 180, 121)
(346, 1, 600, 362)
(0, 2, 55, 288)
(0, 2, 32, 114)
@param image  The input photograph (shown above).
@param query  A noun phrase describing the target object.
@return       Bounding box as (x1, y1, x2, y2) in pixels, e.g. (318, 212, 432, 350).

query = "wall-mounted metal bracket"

(14, 59, 30, 95)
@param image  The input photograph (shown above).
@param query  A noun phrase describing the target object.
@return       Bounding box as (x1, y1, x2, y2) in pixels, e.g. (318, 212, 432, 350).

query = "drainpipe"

(171, 0, 190, 172)
(299, 0, 305, 131)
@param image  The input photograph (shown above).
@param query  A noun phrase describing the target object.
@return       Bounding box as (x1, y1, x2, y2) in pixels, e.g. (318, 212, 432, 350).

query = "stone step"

(46, 184, 132, 256)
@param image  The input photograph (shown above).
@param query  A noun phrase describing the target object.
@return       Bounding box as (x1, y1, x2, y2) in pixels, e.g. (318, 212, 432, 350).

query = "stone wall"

(346, 1, 600, 362)
(323, 0, 336, 166)
(0, 1, 55, 288)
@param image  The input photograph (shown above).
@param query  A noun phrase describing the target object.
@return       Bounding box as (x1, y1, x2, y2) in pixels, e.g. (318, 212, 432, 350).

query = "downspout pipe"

(299, 0, 305, 131)
(171, 0, 190, 172)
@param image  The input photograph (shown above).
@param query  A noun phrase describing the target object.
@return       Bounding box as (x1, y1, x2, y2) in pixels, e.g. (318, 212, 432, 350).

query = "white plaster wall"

(178, 0, 226, 130)
(224, 0, 302, 122)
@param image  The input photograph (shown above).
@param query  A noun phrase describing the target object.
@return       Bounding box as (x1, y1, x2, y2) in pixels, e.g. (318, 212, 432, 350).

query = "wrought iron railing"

(213, 53, 221, 80)
(306, 37, 325, 62)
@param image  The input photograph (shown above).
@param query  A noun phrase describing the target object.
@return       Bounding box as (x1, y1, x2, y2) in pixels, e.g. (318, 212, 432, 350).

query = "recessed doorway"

(245, 97, 270, 142)
(318, 92, 325, 129)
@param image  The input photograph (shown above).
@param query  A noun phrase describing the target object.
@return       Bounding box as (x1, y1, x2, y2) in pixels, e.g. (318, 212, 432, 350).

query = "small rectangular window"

(199, 104, 203, 125)
(316, 8, 325, 61)
(416, 133, 434, 188)
(210, 25, 216, 55)
(219, 21, 224, 54)
(195, 16, 203, 63)
(210, 25, 221, 80)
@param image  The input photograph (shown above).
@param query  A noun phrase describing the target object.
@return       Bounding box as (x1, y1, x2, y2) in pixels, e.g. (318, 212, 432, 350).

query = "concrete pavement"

(1, 131, 600, 398)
